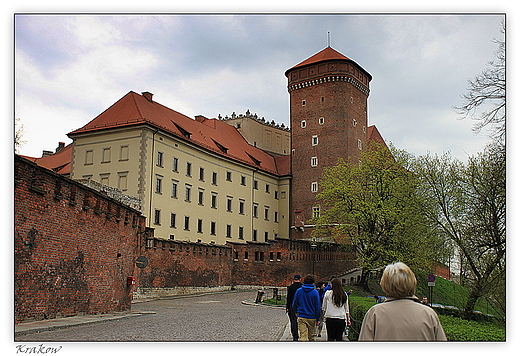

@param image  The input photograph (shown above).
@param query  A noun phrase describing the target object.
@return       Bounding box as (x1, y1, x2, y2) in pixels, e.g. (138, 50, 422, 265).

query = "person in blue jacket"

(292, 274, 322, 341)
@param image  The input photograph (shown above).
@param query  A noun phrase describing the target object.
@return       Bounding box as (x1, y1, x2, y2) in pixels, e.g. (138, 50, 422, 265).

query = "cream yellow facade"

(70, 122, 291, 245)
(218, 111, 291, 157)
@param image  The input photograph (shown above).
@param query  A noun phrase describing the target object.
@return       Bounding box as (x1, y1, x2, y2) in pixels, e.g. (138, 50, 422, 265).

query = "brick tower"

(285, 46, 372, 240)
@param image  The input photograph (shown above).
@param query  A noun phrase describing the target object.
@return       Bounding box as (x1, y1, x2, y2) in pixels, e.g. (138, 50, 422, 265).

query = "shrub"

(347, 296, 376, 341)
(439, 315, 505, 341)
(347, 296, 505, 341)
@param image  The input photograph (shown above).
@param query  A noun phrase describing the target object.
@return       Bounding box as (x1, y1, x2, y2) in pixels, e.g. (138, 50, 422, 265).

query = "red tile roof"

(367, 125, 387, 148)
(21, 143, 72, 175)
(68, 91, 284, 176)
(285, 46, 372, 80)
(289, 46, 352, 71)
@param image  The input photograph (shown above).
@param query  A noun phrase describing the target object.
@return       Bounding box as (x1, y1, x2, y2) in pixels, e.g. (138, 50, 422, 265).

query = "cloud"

(14, 14, 504, 161)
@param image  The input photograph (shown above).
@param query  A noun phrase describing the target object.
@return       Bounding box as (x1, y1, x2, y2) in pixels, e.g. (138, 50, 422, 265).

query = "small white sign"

(428, 282, 436, 287)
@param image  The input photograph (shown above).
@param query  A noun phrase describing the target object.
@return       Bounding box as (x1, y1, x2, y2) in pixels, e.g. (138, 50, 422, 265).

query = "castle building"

(66, 91, 291, 245)
(285, 46, 380, 240)
(25, 46, 385, 248)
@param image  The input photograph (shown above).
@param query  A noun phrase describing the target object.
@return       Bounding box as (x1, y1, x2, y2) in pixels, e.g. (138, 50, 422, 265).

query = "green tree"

(413, 144, 505, 320)
(312, 141, 444, 292)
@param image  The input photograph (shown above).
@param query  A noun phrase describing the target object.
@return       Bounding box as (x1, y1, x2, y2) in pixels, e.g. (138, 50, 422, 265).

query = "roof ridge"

(130, 91, 144, 120)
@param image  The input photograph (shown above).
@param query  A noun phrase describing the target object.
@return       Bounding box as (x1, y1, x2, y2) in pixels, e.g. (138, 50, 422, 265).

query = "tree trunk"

(464, 289, 481, 320)
(357, 269, 372, 294)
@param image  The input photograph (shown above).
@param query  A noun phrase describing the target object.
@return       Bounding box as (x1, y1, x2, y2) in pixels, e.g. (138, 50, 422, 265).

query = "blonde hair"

(380, 262, 417, 299)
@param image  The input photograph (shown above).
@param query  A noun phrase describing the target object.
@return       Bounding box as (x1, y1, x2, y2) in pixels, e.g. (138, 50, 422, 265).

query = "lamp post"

(311, 242, 317, 276)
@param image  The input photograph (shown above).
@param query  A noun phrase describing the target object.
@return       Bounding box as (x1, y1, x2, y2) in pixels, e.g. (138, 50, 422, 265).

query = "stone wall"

(134, 235, 356, 299)
(15, 155, 357, 320)
(14, 155, 145, 323)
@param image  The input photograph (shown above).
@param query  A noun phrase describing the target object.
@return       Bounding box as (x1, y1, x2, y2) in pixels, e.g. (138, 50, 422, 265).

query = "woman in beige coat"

(359, 262, 447, 341)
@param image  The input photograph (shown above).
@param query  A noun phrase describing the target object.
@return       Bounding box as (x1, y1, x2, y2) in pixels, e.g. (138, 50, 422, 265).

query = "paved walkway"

(14, 310, 155, 337)
(15, 295, 348, 342)
(241, 299, 342, 342)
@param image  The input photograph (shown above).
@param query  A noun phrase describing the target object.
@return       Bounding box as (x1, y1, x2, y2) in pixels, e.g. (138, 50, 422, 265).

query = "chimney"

(42, 150, 53, 157)
(142, 92, 153, 102)
(55, 142, 65, 153)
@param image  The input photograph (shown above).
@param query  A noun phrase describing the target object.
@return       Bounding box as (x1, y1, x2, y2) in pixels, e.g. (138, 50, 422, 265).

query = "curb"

(241, 299, 286, 309)
(14, 310, 155, 337)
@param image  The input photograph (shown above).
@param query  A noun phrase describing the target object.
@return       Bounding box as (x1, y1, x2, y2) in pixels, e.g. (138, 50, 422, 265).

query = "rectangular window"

(358, 139, 363, 150)
(280, 191, 287, 199)
(198, 189, 204, 205)
(240, 175, 246, 186)
(184, 216, 190, 231)
(252, 229, 258, 242)
(244, 251, 249, 260)
(185, 184, 192, 202)
(118, 172, 128, 191)
(212, 172, 218, 185)
(102, 147, 111, 163)
(226, 196, 233, 212)
(270, 252, 274, 261)
(170, 213, 177, 228)
(211, 192, 218, 209)
(157, 151, 164, 167)
(210, 221, 217, 235)
(186, 162, 192, 177)
(274, 211, 279, 223)
(239, 199, 245, 215)
(171, 180, 178, 198)
(312, 206, 321, 218)
(277, 252, 282, 261)
(155, 175, 163, 194)
(311, 156, 318, 167)
(85, 149, 94, 165)
(197, 219, 203, 233)
(265, 184, 270, 193)
(253, 180, 258, 190)
(100, 173, 109, 186)
(264, 206, 269, 221)
(274, 190, 279, 199)
(311, 182, 318, 193)
(154, 209, 161, 225)
(238, 226, 244, 240)
(226, 171, 232, 182)
(226, 224, 232, 238)
(312, 135, 318, 146)
(264, 231, 269, 242)
(253, 203, 259, 218)
(255, 251, 264, 261)
(199, 167, 205, 181)
(119, 145, 129, 161)
(301, 120, 306, 128)
(172, 157, 179, 172)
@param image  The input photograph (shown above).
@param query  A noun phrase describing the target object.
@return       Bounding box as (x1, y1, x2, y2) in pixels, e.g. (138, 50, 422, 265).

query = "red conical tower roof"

(289, 46, 351, 70)
(285, 46, 371, 80)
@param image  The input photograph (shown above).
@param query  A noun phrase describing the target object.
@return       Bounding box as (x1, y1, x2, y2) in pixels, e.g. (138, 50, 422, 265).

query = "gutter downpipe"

(148, 128, 160, 228)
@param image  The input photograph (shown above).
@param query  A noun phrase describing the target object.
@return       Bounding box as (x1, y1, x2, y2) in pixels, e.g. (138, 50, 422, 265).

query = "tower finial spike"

(327, 31, 331, 47)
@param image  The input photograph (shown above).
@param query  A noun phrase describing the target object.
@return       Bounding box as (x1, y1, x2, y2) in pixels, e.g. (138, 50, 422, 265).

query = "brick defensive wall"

(14, 155, 145, 323)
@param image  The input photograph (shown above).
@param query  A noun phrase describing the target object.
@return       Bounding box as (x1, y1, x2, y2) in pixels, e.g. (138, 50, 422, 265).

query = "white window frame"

(311, 156, 318, 167)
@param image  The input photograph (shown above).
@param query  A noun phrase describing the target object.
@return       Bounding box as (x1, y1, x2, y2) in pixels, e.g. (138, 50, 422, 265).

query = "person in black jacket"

(286, 274, 302, 341)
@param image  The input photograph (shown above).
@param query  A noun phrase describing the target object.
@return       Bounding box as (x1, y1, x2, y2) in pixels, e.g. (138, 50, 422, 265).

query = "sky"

(13, 12, 505, 162)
